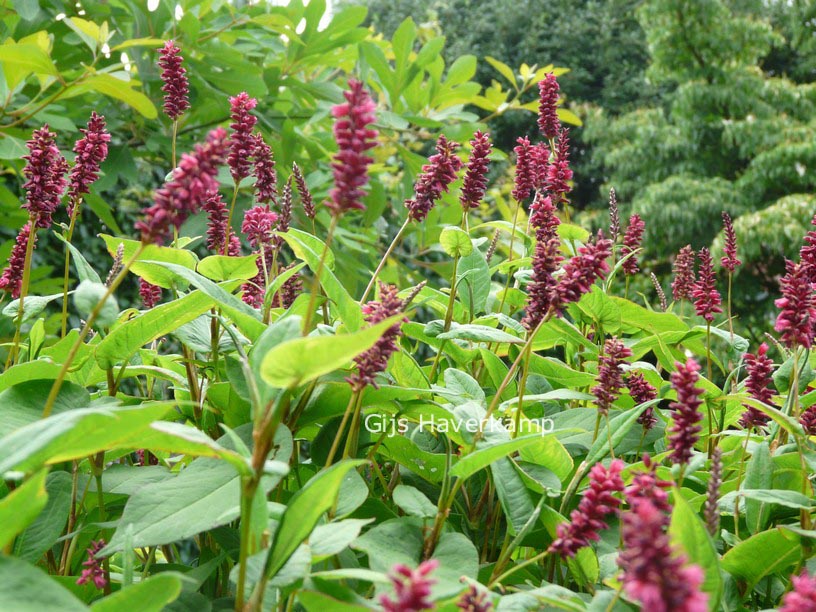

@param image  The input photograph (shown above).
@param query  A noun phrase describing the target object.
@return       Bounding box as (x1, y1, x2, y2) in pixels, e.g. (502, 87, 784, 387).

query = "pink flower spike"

(328, 79, 378, 216)
(158, 41, 190, 121)
(667, 358, 704, 466)
(76, 540, 107, 590)
(720, 212, 741, 272)
(67, 112, 110, 216)
(511, 136, 534, 202)
(380, 559, 439, 612)
(405, 135, 463, 222)
(22, 125, 69, 229)
(621, 214, 645, 275)
(460, 131, 491, 211)
(537, 73, 560, 140)
(775, 259, 816, 349)
(228, 92, 258, 184)
(692, 247, 722, 322)
(0, 222, 36, 299)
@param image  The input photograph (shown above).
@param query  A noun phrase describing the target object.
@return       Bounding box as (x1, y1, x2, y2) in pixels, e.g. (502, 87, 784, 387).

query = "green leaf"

(3, 293, 64, 322)
(721, 528, 801, 590)
(0, 469, 49, 549)
(0, 43, 58, 87)
(457, 245, 491, 316)
(95, 290, 216, 369)
(197, 255, 259, 282)
(556, 107, 582, 127)
(451, 435, 551, 480)
(392, 484, 437, 518)
(0, 555, 86, 611)
(0, 403, 173, 474)
(310, 518, 373, 560)
(440, 226, 473, 257)
(262, 460, 365, 580)
(437, 323, 523, 344)
(90, 574, 181, 611)
(259, 315, 403, 388)
(14, 471, 72, 562)
(585, 401, 654, 465)
(485, 56, 517, 86)
(491, 458, 534, 534)
(143, 262, 266, 340)
(669, 489, 723, 610)
(99, 235, 197, 289)
(104, 427, 288, 553)
(53, 233, 102, 284)
(743, 441, 773, 534)
(0, 380, 90, 431)
(277, 230, 361, 331)
(65, 74, 157, 118)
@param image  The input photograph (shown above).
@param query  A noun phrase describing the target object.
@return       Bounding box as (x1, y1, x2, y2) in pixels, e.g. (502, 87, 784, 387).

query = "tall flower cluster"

(271, 262, 302, 309)
(522, 236, 562, 330)
(619, 498, 708, 612)
(800, 406, 816, 436)
(537, 73, 560, 140)
(530, 142, 550, 191)
(380, 559, 438, 612)
(621, 214, 645, 275)
(529, 193, 559, 242)
(241, 205, 279, 308)
(592, 338, 633, 415)
(739, 343, 773, 429)
(651, 273, 668, 311)
(624, 456, 672, 513)
(252, 133, 278, 204)
(292, 162, 315, 219)
(780, 571, 816, 612)
(140, 279, 162, 309)
(457, 585, 492, 612)
(203, 192, 240, 255)
(720, 212, 741, 272)
(76, 540, 107, 589)
(328, 79, 378, 215)
(511, 136, 534, 202)
(553, 231, 613, 312)
(227, 92, 258, 184)
(405, 135, 463, 222)
(703, 448, 722, 536)
(627, 372, 658, 430)
(22, 125, 69, 228)
(0, 223, 35, 298)
(692, 248, 722, 322)
(667, 358, 704, 466)
(546, 129, 573, 202)
(157, 41, 189, 121)
(136, 127, 229, 244)
(67, 112, 110, 216)
(671, 245, 696, 302)
(460, 131, 491, 211)
(347, 283, 406, 391)
(549, 459, 624, 557)
(775, 260, 816, 348)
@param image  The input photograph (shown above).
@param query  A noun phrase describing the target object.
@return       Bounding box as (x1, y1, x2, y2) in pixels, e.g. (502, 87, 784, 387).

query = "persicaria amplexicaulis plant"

(2, 27, 815, 612)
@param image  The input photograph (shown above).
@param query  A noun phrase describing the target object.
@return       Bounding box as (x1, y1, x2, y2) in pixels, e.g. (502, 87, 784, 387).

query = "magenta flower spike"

(692, 247, 722, 322)
(775, 260, 816, 349)
(537, 72, 561, 140)
(667, 358, 704, 466)
(228, 92, 258, 184)
(0, 222, 36, 299)
(405, 135, 463, 222)
(158, 40, 190, 121)
(380, 559, 439, 612)
(22, 125, 69, 229)
(76, 540, 107, 590)
(671, 245, 696, 302)
(720, 212, 741, 272)
(67, 112, 110, 216)
(460, 131, 491, 211)
(592, 338, 633, 415)
(621, 214, 645, 275)
(328, 79, 378, 216)
(739, 343, 773, 429)
(511, 136, 534, 202)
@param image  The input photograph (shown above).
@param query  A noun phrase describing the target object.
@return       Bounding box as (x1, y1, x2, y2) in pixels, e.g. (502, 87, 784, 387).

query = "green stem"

(224, 183, 240, 255)
(60, 203, 81, 337)
(360, 217, 410, 304)
(43, 243, 145, 418)
(428, 254, 460, 381)
(171, 120, 179, 169)
(302, 215, 338, 335)
(325, 391, 360, 468)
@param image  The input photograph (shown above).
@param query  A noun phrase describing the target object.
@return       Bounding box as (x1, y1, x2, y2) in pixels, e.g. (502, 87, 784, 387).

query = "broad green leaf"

(198, 255, 259, 282)
(451, 435, 552, 480)
(277, 230, 361, 330)
(378, 435, 447, 483)
(140, 261, 266, 339)
(14, 471, 72, 562)
(53, 233, 102, 284)
(104, 427, 288, 553)
(739, 396, 805, 437)
(0, 43, 58, 91)
(585, 401, 654, 465)
(0, 469, 48, 549)
(263, 460, 365, 579)
(392, 484, 437, 518)
(90, 574, 181, 611)
(430, 532, 479, 598)
(259, 315, 403, 388)
(491, 457, 534, 534)
(99, 235, 197, 289)
(721, 528, 801, 590)
(0, 403, 173, 474)
(485, 55, 517, 86)
(0, 380, 89, 431)
(457, 246, 491, 316)
(721, 489, 814, 512)
(95, 290, 215, 368)
(3, 293, 64, 322)
(439, 226, 473, 257)
(310, 518, 374, 560)
(352, 517, 423, 572)
(65, 74, 157, 118)
(111, 37, 165, 51)
(437, 323, 523, 344)
(0, 556, 86, 611)
(669, 489, 722, 610)
(744, 441, 772, 534)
